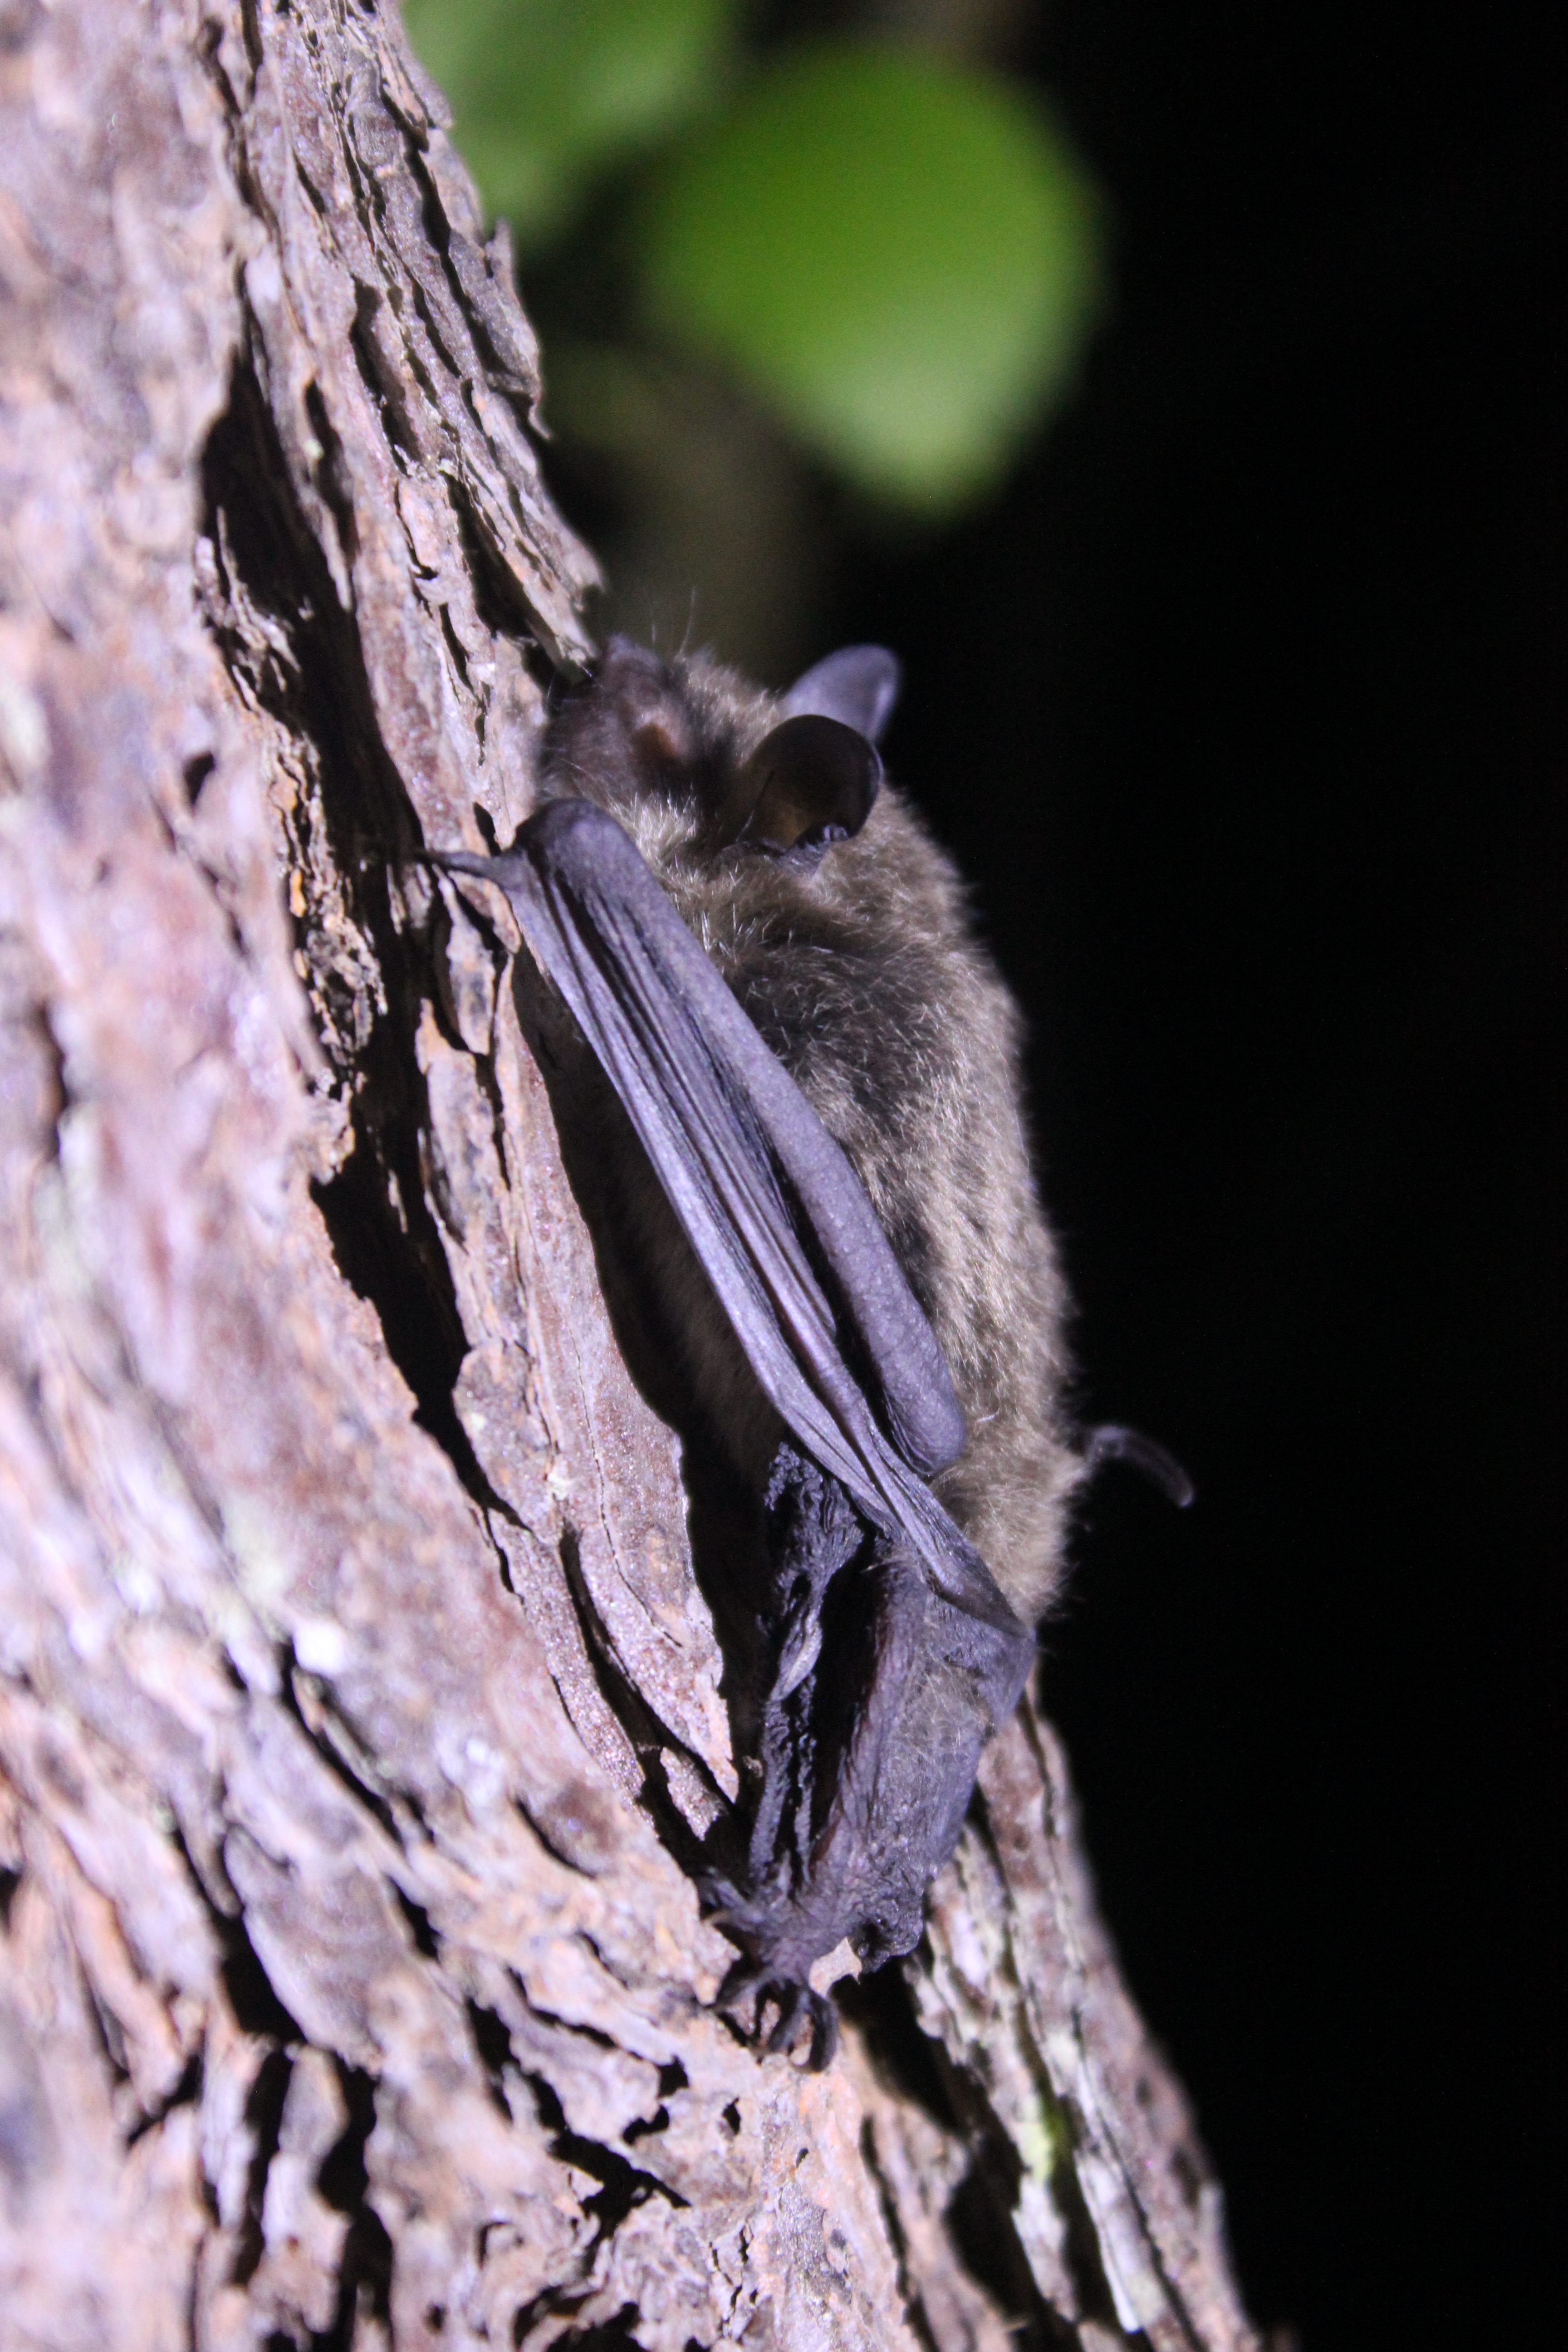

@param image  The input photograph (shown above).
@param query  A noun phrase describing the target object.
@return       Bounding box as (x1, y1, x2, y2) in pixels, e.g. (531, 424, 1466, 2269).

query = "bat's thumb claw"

(419, 846, 507, 880)
(772, 1615, 823, 1701)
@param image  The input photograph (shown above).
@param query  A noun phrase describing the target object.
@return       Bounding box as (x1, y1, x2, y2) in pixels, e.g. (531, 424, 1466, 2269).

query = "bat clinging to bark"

(428, 638, 1183, 2064)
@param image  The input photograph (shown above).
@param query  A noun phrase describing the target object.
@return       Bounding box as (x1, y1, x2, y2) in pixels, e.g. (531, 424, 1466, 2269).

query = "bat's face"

(542, 638, 889, 879)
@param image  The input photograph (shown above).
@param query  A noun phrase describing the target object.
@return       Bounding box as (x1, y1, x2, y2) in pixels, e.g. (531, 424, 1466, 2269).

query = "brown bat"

(427, 638, 1186, 2064)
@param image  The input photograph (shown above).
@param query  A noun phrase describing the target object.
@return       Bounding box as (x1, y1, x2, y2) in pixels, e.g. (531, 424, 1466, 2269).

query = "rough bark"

(0, 2, 1264, 2347)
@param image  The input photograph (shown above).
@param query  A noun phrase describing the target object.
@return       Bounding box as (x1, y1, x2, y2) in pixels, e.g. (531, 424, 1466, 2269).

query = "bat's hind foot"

(716, 1959, 840, 2071)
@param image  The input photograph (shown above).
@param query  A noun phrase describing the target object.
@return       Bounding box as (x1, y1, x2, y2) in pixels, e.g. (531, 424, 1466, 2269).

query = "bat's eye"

(721, 715, 881, 855)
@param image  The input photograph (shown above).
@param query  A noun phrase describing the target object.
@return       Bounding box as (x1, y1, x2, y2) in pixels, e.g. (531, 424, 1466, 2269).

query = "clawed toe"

(716, 1962, 839, 2070)
(763, 1980, 811, 2054)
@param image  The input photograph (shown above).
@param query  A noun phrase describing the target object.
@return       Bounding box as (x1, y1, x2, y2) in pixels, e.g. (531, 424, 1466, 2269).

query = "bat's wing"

(432, 802, 1025, 1646)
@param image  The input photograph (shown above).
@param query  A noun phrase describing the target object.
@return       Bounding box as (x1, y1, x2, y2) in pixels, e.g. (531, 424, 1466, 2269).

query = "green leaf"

(404, 0, 737, 250)
(641, 43, 1106, 514)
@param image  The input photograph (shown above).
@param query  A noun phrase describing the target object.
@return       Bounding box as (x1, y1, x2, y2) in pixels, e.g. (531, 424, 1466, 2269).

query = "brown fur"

(540, 642, 1079, 1623)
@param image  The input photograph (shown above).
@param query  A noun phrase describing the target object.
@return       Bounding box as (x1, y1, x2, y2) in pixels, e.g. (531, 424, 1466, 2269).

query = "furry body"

(540, 639, 1079, 1625)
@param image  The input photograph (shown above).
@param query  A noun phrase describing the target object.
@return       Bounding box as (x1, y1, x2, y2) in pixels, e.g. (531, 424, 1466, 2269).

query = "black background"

(824, 5, 1556, 2346)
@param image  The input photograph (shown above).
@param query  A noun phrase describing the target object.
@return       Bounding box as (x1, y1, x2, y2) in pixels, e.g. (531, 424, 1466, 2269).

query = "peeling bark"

(0, 2, 1264, 2346)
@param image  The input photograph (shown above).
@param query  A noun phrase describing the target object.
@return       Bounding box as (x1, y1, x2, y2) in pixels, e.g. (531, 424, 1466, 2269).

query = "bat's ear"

(726, 714, 882, 855)
(782, 645, 902, 746)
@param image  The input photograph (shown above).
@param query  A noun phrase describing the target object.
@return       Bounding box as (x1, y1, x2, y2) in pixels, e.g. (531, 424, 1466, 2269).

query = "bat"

(425, 639, 1188, 2065)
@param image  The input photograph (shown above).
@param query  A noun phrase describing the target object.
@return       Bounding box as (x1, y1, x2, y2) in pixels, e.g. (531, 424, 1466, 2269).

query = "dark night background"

(816, 5, 1555, 2347)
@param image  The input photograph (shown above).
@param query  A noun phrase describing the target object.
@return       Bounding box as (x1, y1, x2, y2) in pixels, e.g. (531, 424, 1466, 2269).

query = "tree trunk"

(0, 3, 1266, 2346)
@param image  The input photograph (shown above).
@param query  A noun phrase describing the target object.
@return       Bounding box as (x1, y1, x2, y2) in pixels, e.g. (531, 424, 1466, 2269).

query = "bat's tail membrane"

(1083, 1423, 1196, 1509)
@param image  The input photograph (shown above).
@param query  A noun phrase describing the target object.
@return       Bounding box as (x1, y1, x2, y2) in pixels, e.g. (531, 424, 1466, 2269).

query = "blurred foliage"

(644, 46, 1101, 513)
(404, 0, 1102, 522)
(402, 0, 739, 250)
